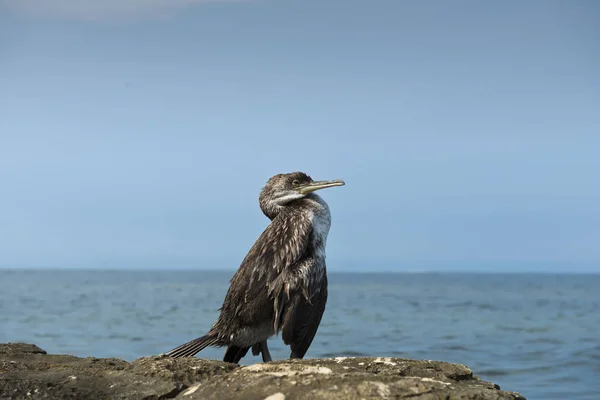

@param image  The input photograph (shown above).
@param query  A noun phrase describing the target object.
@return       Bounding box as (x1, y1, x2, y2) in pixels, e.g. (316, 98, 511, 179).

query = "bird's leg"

(259, 341, 272, 362)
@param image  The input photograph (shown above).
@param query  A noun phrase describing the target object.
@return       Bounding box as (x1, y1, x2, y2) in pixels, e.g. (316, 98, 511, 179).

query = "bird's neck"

(305, 195, 332, 257)
(260, 193, 330, 222)
(285, 195, 332, 255)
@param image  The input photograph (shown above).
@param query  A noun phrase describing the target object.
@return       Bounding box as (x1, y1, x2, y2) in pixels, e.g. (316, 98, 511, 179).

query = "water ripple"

(1, 270, 598, 399)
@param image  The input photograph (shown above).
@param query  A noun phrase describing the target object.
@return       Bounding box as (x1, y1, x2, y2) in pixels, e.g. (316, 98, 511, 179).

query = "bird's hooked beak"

(297, 179, 345, 195)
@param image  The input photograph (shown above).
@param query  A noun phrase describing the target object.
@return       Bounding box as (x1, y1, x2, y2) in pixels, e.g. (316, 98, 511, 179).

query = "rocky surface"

(0, 343, 525, 400)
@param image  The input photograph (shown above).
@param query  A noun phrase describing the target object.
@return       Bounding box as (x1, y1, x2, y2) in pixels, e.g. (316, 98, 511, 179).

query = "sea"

(0, 269, 598, 400)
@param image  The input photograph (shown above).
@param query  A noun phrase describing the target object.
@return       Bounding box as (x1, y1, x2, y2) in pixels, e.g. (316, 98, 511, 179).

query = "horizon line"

(0, 267, 598, 275)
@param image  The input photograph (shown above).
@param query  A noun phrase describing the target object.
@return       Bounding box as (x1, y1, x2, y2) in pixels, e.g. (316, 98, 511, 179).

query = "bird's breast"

(309, 204, 332, 255)
(302, 207, 331, 286)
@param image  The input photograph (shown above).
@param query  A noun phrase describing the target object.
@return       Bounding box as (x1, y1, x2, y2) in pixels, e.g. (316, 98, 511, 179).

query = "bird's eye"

(292, 180, 300, 185)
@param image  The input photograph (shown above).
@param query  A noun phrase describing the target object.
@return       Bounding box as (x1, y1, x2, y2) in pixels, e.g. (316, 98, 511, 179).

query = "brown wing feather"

(281, 273, 328, 359)
(213, 210, 313, 335)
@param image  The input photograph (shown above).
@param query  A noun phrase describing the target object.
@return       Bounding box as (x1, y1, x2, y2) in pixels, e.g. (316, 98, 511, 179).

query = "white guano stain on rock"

(418, 377, 452, 386)
(183, 383, 202, 396)
(373, 357, 397, 366)
(263, 393, 285, 400)
(334, 357, 347, 363)
(243, 364, 273, 372)
(242, 364, 332, 377)
(314, 366, 333, 374)
(243, 364, 291, 377)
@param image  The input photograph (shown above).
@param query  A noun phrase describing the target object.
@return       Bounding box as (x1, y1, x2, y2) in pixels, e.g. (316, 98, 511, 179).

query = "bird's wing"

(217, 212, 313, 324)
(281, 272, 328, 359)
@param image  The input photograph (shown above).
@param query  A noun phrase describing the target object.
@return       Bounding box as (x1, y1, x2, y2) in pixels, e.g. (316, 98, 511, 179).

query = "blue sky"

(1, 0, 599, 272)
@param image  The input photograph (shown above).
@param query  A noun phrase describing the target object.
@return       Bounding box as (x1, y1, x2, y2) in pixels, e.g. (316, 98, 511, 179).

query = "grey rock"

(0, 343, 525, 400)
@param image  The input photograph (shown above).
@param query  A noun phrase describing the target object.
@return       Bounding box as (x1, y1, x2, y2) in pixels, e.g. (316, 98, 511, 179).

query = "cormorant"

(165, 172, 344, 364)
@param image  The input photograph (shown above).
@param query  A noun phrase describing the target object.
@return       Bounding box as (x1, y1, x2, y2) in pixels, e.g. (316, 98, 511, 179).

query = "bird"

(164, 172, 345, 364)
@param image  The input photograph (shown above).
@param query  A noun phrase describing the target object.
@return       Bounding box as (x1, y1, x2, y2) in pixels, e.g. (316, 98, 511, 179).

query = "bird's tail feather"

(165, 334, 218, 358)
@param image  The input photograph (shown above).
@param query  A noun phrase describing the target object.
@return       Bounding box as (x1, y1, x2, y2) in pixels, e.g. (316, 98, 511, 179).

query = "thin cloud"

(2, 0, 248, 20)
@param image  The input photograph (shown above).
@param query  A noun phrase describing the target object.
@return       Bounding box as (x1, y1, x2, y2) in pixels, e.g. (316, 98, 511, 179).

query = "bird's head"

(259, 172, 345, 219)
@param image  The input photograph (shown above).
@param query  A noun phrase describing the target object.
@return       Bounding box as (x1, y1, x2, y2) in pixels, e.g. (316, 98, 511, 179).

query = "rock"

(0, 343, 526, 400)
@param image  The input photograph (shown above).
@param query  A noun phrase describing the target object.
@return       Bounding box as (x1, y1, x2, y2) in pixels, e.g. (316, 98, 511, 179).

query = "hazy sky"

(1, 0, 599, 272)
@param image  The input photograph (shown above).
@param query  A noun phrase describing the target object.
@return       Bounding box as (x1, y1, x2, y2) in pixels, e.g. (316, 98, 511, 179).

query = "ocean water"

(0, 270, 598, 399)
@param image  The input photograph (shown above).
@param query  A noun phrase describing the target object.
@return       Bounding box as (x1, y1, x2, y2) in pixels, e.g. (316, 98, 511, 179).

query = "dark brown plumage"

(165, 172, 345, 363)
